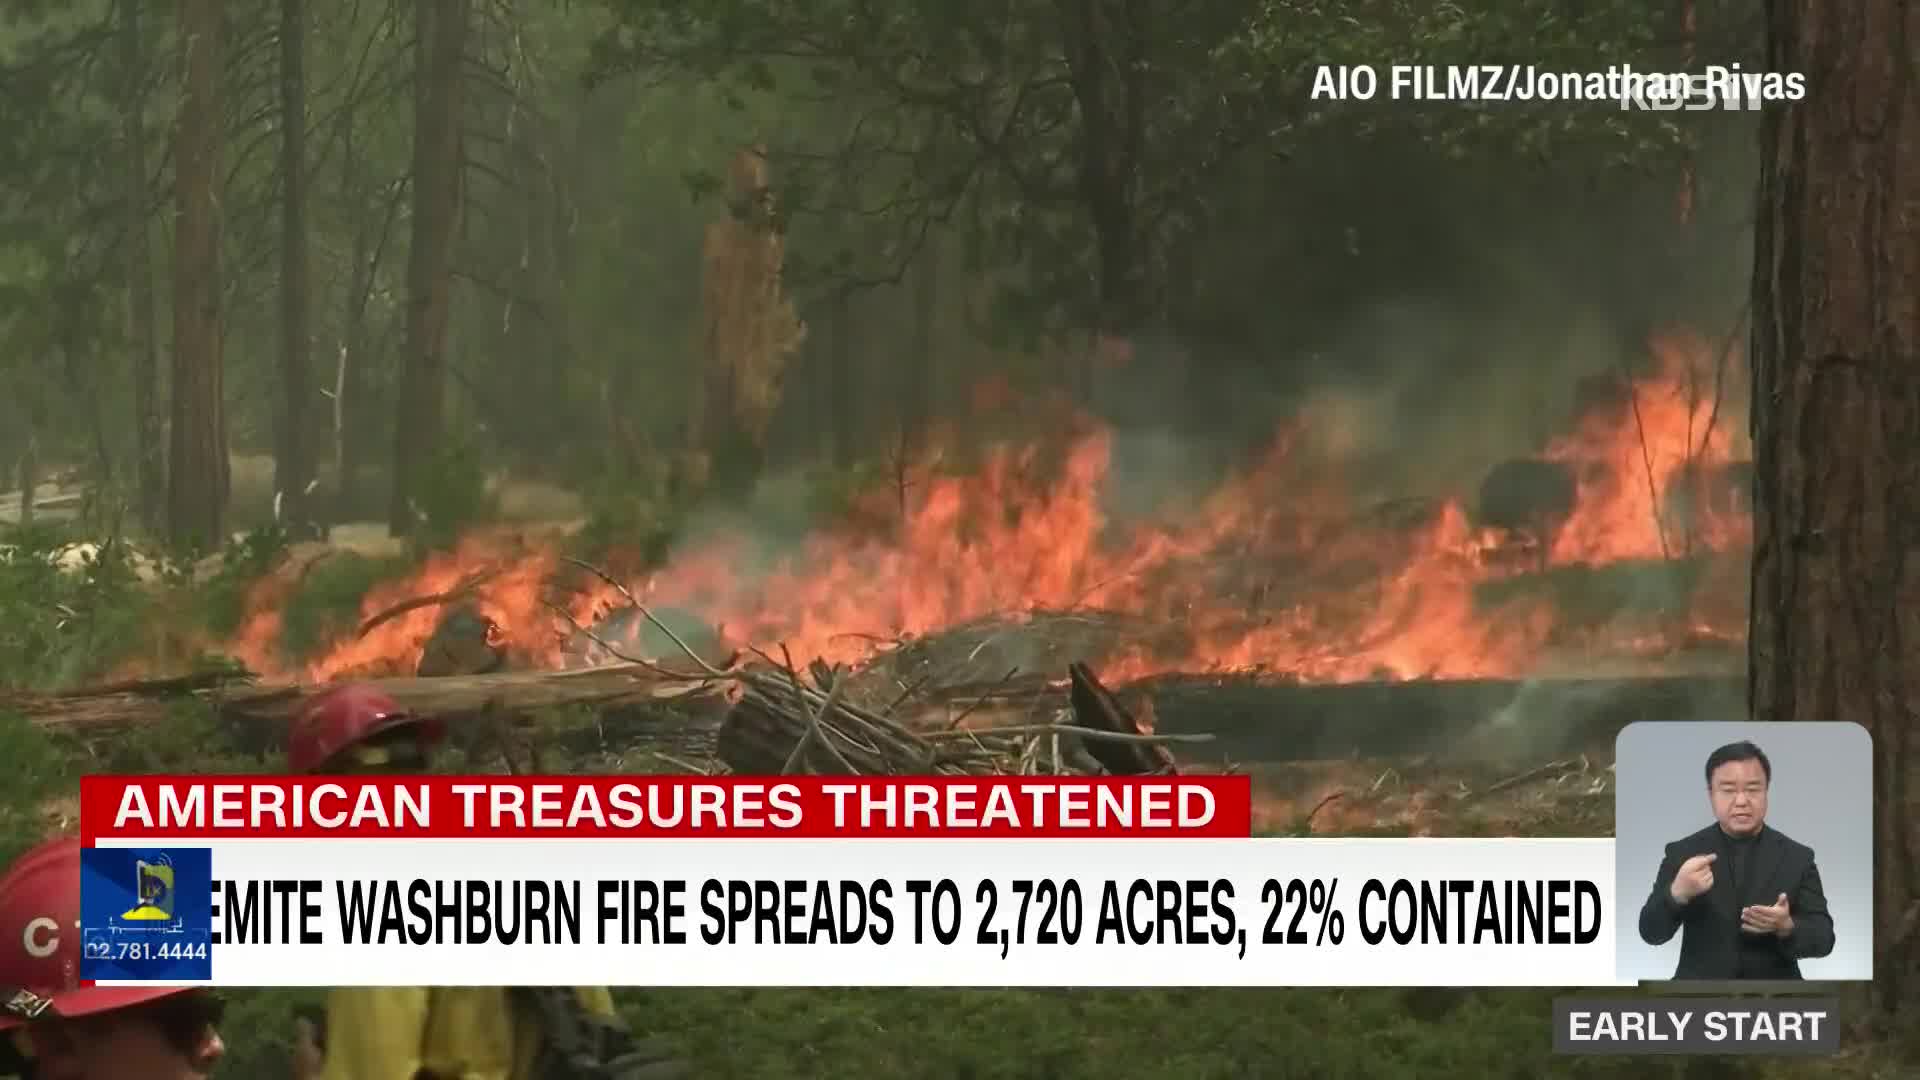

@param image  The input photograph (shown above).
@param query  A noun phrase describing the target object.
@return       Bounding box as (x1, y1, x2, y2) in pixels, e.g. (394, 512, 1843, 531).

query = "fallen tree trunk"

(6, 663, 724, 731)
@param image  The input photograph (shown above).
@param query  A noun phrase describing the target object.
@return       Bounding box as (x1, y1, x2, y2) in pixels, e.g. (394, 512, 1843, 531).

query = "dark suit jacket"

(1637, 823, 1836, 980)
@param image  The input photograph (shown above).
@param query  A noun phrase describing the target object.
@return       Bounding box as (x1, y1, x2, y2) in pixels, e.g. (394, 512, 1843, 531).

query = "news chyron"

(1553, 720, 1871, 1058)
(84, 774, 1619, 988)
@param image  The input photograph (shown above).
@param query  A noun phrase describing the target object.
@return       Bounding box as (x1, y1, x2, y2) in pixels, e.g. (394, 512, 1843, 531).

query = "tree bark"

(1056, 0, 1149, 335)
(167, 0, 228, 551)
(277, 0, 314, 528)
(1749, 0, 1920, 1015)
(828, 287, 855, 469)
(119, 0, 163, 534)
(335, 115, 364, 509)
(905, 236, 938, 458)
(1675, 0, 1696, 228)
(690, 147, 801, 497)
(390, 0, 469, 535)
(16, 432, 36, 526)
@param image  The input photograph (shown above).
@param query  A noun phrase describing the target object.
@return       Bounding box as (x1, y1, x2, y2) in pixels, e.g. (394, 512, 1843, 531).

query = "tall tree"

(119, 0, 163, 532)
(277, 0, 314, 529)
(390, 0, 470, 534)
(1749, 0, 1919, 1015)
(168, 0, 228, 550)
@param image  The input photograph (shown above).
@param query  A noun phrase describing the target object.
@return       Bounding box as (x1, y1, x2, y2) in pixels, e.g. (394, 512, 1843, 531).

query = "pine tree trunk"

(120, 0, 163, 534)
(1749, 0, 1920, 1016)
(167, 0, 228, 551)
(1674, 0, 1696, 228)
(390, 0, 468, 534)
(906, 238, 938, 458)
(336, 116, 365, 510)
(277, 0, 314, 527)
(1058, 0, 1149, 336)
(829, 288, 855, 469)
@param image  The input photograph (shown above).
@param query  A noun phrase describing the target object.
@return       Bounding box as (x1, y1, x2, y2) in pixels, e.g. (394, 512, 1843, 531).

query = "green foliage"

(0, 526, 154, 689)
(413, 437, 497, 552)
(0, 710, 76, 866)
(178, 539, 419, 675)
(214, 989, 329, 1077)
(576, 479, 678, 567)
(277, 551, 413, 660)
(180, 523, 293, 636)
(0, 1, 161, 484)
(87, 697, 276, 774)
(800, 458, 889, 526)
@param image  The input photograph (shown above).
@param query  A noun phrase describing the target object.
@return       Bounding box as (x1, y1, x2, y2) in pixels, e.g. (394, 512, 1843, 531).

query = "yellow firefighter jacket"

(316, 986, 618, 1080)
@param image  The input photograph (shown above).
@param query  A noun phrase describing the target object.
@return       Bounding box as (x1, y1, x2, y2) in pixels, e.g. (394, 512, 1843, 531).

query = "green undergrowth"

(0, 524, 160, 689)
(274, 551, 416, 660)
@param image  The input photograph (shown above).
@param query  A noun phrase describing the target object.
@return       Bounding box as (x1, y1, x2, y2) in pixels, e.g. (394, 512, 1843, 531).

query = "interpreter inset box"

(1613, 721, 1872, 983)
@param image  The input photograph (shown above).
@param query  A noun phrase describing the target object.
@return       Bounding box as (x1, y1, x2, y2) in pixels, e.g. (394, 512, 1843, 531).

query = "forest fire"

(226, 330, 1753, 688)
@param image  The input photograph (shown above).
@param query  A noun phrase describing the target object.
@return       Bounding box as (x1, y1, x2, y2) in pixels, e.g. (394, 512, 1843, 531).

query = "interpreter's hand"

(1669, 853, 1717, 904)
(1742, 893, 1794, 938)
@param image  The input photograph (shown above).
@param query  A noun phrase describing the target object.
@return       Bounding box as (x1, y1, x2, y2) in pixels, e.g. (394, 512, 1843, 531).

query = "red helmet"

(0, 836, 193, 1030)
(287, 683, 445, 773)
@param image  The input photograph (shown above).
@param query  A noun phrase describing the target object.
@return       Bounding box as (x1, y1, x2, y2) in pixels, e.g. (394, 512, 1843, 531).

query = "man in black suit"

(1636, 740, 1837, 979)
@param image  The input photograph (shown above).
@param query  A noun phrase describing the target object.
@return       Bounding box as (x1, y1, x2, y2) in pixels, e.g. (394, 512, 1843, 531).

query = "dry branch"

(356, 568, 499, 638)
(714, 657, 1203, 778)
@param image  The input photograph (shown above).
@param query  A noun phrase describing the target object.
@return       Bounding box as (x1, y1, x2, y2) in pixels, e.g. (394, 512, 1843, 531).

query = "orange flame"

(232, 329, 1751, 687)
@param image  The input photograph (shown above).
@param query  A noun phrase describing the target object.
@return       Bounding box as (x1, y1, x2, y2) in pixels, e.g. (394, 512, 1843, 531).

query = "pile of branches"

(716, 660, 1194, 777)
(555, 562, 1204, 778)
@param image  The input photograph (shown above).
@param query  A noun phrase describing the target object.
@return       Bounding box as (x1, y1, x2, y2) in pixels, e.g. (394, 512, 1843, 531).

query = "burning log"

(1067, 663, 1177, 776)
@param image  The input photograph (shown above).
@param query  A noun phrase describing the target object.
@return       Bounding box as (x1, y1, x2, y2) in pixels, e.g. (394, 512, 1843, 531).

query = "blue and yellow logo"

(79, 847, 213, 982)
(119, 856, 177, 924)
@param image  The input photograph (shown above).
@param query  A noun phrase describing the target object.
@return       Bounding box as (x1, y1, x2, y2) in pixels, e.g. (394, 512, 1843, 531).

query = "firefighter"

(0, 836, 225, 1080)
(289, 683, 689, 1080)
